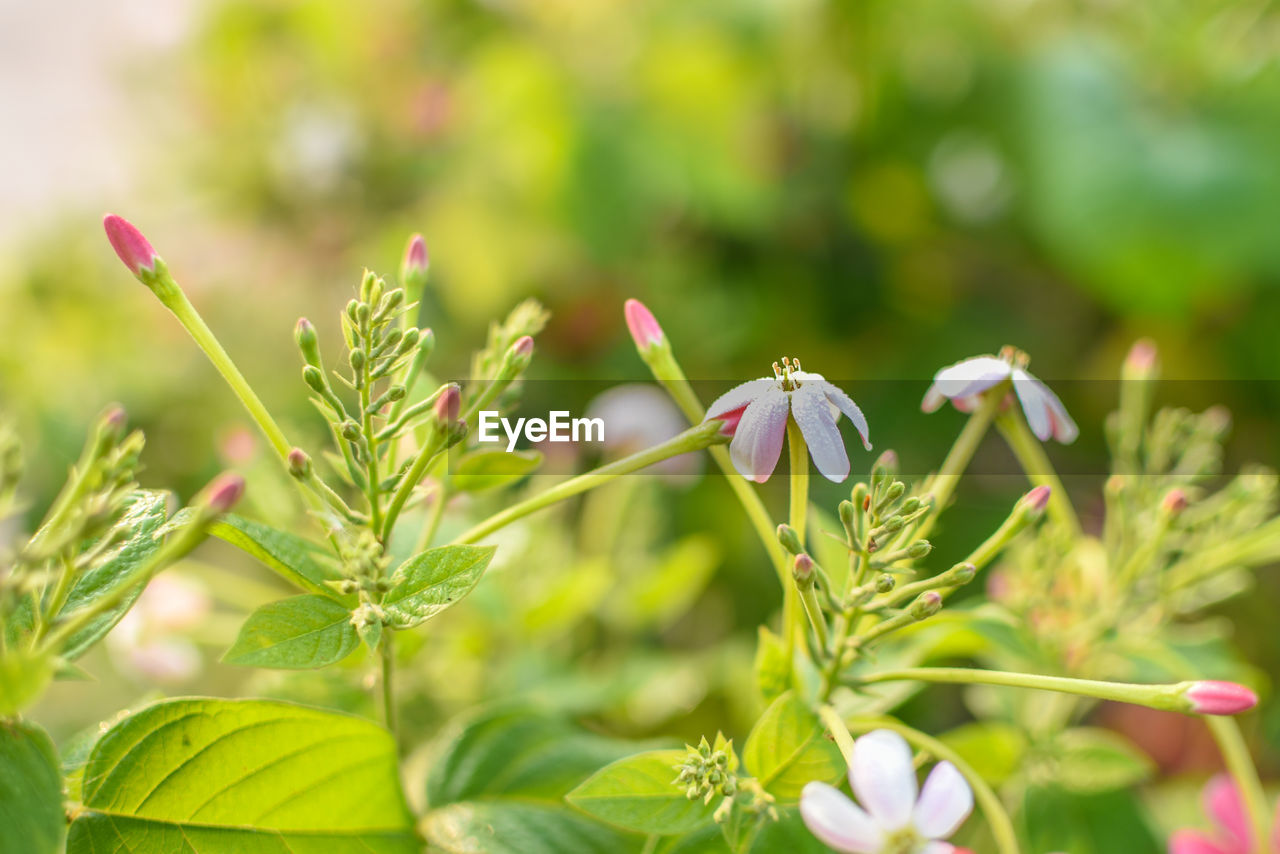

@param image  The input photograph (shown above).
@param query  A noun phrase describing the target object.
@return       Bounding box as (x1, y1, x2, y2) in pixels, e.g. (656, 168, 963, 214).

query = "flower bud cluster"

(673, 735, 777, 826)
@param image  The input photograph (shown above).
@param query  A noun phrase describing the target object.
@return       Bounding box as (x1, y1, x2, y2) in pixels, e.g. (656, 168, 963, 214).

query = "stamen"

(772, 361, 782, 379)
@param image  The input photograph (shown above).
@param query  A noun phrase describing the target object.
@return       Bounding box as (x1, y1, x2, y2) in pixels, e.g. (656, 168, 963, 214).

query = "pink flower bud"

(202, 472, 245, 514)
(103, 214, 160, 278)
(793, 553, 814, 580)
(434, 384, 461, 425)
(624, 298, 665, 351)
(512, 335, 534, 360)
(1023, 485, 1052, 514)
(1162, 488, 1188, 516)
(404, 234, 429, 274)
(1124, 338, 1158, 376)
(287, 448, 311, 479)
(1185, 681, 1258, 715)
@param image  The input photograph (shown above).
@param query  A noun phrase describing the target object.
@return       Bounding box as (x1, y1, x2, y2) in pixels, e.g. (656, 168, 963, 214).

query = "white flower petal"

(792, 383, 850, 484)
(1011, 368, 1053, 441)
(913, 761, 973, 839)
(1028, 372, 1079, 443)
(729, 387, 790, 483)
(851, 729, 918, 831)
(919, 842, 956, 854)
(705, 378, 775, 421)
(821, 383, 872, 451)
(799, 782, 886, 854)
(931, 356, 1011, 401)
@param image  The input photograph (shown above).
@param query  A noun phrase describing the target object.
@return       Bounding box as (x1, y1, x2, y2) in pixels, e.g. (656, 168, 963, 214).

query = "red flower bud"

(103, 214, 159, 278)
(202, 472, 245, 514)
(1185, 681, 1258, 716)
(624, 298, 665, 351)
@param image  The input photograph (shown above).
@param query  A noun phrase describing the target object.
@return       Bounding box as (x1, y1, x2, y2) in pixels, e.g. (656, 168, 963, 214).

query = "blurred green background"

(3, 0, 1280, 834)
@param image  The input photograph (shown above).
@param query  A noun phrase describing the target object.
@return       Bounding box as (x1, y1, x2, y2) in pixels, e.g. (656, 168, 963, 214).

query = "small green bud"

(838, 500, 856, 536)
(295, 318, 321, 366)
(349, 349, 365, 372)
(900, 496, 922, 515)
(874, 573, 895, 593)
(881, 515, 905, 533)
(876, 481, 906, 513)
(340, 420, 362, 442)
(302, 365, 326, 393)
(355, 302, 371, 328)
(345, 299, 360, 324)
(776, 523, 803, 555)
(906, 540, 932, 559)
(909, 591, 943, 619)
(950, 563, 976, 584)
(287, 448, 312, 479)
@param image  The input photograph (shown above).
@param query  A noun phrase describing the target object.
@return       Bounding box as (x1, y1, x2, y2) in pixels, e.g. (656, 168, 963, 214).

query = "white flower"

(704, 358, 871, 484)
(921, 350, 1077, 444)
(800, 729, 973, 854)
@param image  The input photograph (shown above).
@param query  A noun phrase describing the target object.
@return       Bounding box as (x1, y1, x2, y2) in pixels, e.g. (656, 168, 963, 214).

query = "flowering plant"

(0, 221, 1275, 854)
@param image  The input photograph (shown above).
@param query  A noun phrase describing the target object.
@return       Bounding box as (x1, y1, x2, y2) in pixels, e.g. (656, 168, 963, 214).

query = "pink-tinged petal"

(624, 298, 665, 350)
(1185, 681, 1258, 716)
(922, 384, 947, 413)
(1018, 368, 1078, 443)
(201, 472, 246, 513)
(404, 234, 429, 274)
(103, 213, 159, 277)
(930, 356, 1011, 401)
(821, 382, 872, 451)
(913, 761, 973, 839)
(1011, 368, 1054, 441)
(715, 405, 747, 437)
(729, 387, 790, 483)
(1204, 775, 1252, 851)
(920, 843, 957, 854)
(705, 378, 775, 420)
(851, 729, 918, 831)
(1168, 829, 1233, 854)
(792, 383, 850, 483)
(799, 782, 885, 854)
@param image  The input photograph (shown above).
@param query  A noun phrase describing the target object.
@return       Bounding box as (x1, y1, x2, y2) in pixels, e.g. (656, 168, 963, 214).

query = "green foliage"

(207, 513, 346, 599)
(567, 750, 716, 835)
(451, 449, 543, 492)
(0, 651, 52, 717)
(224, 593, 361, 669)
(1022, 784, 1162, 854)
(67, 698, 417, 853)
(938, 721, 1027, 786)
(424, 802, 644, 854)
(0, 720, 64, 854)
(741, 692, 844, 803)
(1052, 727, 1154, 794)
(382, 544, 496, 629)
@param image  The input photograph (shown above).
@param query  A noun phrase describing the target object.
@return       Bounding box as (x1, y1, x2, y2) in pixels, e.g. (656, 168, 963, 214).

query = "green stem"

(415, 479, 448, 553)
(859, 667, 1205, 714)
(917, 389, 1004, 541)
(381, 433, 445, 542)
(453, 421, 726, 544)
(817, 705, 857, 765)
(360, 379, 384, 535)
(1206, 716, 1271, 854)
(995, 411, 1080, 536)
(380, 633, 397, 741)
(786, 418, 814, 661)
(845, 715, 1021, 854)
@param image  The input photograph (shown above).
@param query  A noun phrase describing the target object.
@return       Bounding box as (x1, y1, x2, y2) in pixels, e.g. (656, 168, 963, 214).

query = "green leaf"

(67, 697, 417, 853)
(742, 691, 843, 803)
(567, 750, 716, 835)
(1054, 727, 1154, 794)
(0, 650, 53, 716)
(753, 626, 790, 703)
(57, 489, 170, 660)
(426, 705, 656, 806)
(382, 544, 495, 629)
(424, 801, 643, 854)
(0, 720, 64, 854)
(223, 594, 359, 669)
(938, 721, 1027, 786)
(1023, 784, 1161, 854)
(450, 449, 542, 491)
(208, 513, 345, 598)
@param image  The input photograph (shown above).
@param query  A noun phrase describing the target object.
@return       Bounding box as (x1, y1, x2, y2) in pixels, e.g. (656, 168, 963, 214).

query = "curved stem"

(452, 421, 726, 544)
(380, 633, 397, 742)
(1206, 714, 1271, 853)
(786, 418, 816, 660)
(382, 433, 444, 541)
(845, 715, 1021, 854)
(995, 411, 1080, 536)
(859, 666, 1203, 714)
(917, 390, 1004, 540)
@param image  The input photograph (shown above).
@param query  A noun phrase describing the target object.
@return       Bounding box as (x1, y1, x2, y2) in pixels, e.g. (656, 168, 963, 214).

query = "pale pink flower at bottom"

(800, 729, 973, 853)
(1169, 775, 1280, 854)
